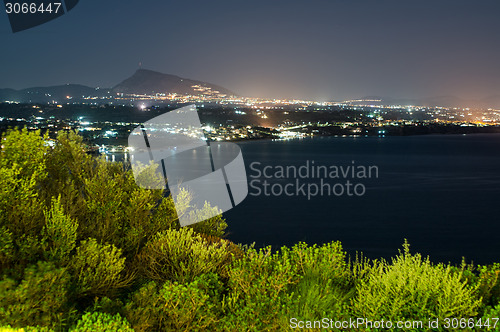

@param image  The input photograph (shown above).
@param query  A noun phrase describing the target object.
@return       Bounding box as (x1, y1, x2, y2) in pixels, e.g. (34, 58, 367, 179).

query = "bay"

(224, 134, 500, 264)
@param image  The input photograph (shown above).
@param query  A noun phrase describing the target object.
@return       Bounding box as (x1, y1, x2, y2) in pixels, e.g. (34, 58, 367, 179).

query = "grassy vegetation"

(0, 129, 499, 331)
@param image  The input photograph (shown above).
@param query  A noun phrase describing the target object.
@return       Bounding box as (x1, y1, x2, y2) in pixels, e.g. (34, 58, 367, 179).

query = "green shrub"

(179, 196, 227, 237)
(0, 226, 14, 269)
(198, 233, 244, 260)
(69, 312, 133, 332)
(42, 197, 78, 264)
(0, 129, 47, 242)
(70, 238, 130, 298)
(454, 261, 500, 315)
(0, 326, 54, 332)
(136, 227, 234, 283)
(482, 304, 500, 332)
(221, 246, 300, 331)
(0, 262, 71, 329)
(122, 282, 160, 332)
(285, 242, 354, 321)
(124, 274, 221, 332)
(475, 264, 500, 309)
(352, 241, 482, 325)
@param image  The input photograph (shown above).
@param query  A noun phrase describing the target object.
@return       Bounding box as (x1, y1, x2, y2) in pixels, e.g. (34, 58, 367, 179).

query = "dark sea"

(223, 134, 500, 265)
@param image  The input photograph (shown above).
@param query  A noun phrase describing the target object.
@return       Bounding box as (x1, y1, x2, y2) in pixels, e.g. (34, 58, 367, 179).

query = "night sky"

(1, 0, 500, 101)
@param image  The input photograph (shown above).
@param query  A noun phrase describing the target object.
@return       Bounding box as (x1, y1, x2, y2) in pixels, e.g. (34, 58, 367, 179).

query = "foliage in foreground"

(0, 129, 499, 331)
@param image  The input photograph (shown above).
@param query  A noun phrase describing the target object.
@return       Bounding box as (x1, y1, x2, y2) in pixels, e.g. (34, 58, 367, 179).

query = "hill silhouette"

(112, 69, 236, 97)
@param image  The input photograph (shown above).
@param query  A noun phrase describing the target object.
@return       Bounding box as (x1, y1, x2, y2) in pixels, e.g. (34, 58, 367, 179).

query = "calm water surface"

(223, 134, 500, 264)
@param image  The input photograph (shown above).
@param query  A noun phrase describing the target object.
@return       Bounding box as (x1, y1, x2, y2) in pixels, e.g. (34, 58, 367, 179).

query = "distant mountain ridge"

(0, 69, 236, 103)
(0, 84, 110, 103)
(113, 69, 236, 97)
(1, 69, 500, 108)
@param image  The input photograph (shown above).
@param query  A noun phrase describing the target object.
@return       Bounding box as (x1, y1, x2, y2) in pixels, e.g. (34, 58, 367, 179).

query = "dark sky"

(1, 0, 500, 101)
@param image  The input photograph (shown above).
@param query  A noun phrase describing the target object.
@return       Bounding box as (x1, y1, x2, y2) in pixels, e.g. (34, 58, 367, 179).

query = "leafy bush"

(221, 246, 300, 331)
(124, 274, 221, 332)
(352, 241, 482, 324)
(0, 129, 47, 256)
(482, 304, 500, 332)
(454, 261, 500, 314)
(475, 263, 500, 310)
(285, 242, 354, 321)
(136, 227, 234, 283)
(122, 282, 159, 332)
(69, 312, 133, 332)
(42, 197, 78, 264)
(0, 262, 71, 329)
(0, 226, 14, 269)
(0, 326, 53, 332)
(156, 277, 219, 331)
(69, 238, 130, 298)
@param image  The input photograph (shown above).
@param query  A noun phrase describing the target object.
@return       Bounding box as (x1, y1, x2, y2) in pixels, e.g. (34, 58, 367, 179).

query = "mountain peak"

(133, 68, 180, 79)
(112, 69, 235, 96)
